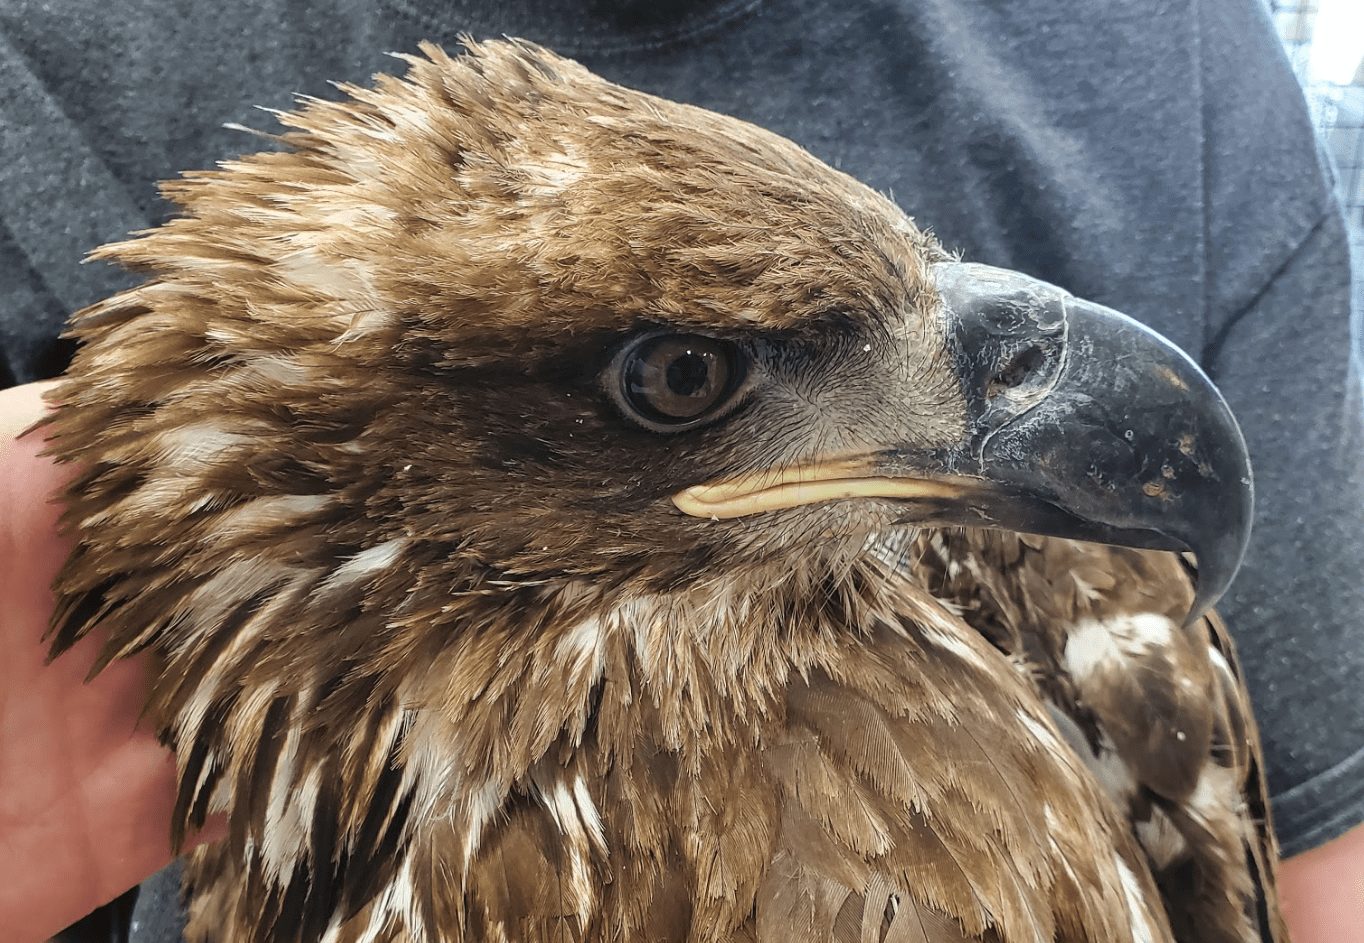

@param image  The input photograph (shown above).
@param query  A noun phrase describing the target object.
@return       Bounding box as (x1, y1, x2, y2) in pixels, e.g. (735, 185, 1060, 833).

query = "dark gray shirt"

(1, 1, 1360, 938)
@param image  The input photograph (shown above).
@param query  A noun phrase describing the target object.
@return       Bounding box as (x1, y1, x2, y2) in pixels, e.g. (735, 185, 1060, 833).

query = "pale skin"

(0, 381, 1358, 943)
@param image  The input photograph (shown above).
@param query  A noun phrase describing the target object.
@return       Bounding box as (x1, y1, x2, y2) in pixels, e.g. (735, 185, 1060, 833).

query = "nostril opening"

(986, 345, 1048, 400)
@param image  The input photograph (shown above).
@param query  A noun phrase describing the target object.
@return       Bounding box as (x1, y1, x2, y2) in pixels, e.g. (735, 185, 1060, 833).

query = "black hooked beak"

(673, 262, 1253, 623)
(913, 262, 1253, 621)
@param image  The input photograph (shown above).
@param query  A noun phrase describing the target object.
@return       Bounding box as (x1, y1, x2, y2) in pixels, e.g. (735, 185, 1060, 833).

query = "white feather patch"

(918, 621, 986, 667)
(1135, 805, 1190, 870)
(1015, 709, 1067, 755)
(1188, 762, 1239, 824)
(259, 725, 304, 883)
(214, 494, 331, 537)
(275, 248, 370, 299)
(321, 538, 409, 591)
(1065, 612, 1175, 681)
(555, 615, 605, 676)
(463, 778, 506, 869)
(355, 857, 424, 943)
(518, 139, 587, 198)
(1113, 854, 1158, 943)
(537, 774, 604, 919)
(156, 422, 251, 468)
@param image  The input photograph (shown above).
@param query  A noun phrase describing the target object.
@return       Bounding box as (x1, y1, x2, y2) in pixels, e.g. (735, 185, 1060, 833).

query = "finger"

(0, 379, 59, 446)
(0, 381, 70, 553)
(1, 381, 79, 665)
(0, 380, 226, 938)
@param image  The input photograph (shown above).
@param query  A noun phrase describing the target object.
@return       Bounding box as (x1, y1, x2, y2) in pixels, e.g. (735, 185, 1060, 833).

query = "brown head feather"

(40, 39, 1282, 943)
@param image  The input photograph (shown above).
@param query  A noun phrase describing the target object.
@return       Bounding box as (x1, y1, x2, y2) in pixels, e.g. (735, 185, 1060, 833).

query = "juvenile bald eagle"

(41, 40, 1282, 943)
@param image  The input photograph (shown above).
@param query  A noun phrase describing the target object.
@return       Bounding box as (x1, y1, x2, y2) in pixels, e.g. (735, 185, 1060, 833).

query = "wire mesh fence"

(1271, 0, 1364, 231)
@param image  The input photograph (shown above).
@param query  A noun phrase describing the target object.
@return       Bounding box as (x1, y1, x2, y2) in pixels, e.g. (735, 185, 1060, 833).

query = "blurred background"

(1271, 0, 1363, 304)
(1272, 0, 1364, 371)
(1272, 0, 1364, 230)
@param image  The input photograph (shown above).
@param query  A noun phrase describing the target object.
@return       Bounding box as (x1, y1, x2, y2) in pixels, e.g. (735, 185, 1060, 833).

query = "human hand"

(0, 381, 220, 943)
(1280, 823, 1364, 942)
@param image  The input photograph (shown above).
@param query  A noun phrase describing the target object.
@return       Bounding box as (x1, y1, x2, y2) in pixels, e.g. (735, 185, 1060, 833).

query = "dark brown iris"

(619, 334, 743, 429)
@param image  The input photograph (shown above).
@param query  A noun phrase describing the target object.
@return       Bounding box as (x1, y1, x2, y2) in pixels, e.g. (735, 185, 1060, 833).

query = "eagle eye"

(614, 333, 747, 431)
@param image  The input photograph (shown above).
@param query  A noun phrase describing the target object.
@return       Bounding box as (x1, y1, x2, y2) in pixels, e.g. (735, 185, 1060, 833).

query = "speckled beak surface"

(676, 262, 1253, 621)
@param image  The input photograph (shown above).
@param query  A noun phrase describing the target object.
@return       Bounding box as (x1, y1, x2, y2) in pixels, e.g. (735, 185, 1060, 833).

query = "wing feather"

(911, 530, 1287, 942)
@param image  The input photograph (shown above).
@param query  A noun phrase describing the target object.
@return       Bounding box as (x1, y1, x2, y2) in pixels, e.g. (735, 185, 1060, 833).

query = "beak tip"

(1184, 475, 1254, 627)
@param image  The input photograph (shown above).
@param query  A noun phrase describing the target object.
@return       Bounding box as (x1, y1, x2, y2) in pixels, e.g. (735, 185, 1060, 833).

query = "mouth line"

(672, 456, 976, 520)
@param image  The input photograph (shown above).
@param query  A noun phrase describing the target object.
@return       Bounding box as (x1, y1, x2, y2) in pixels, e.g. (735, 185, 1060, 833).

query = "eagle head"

(39, 39, 1257, 943)
(52, 39, 1247, 601)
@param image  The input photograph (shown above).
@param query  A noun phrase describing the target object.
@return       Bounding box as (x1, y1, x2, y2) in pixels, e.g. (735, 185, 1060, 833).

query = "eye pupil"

(617, 333, 746, 430)
(666, 352, 711, 397)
